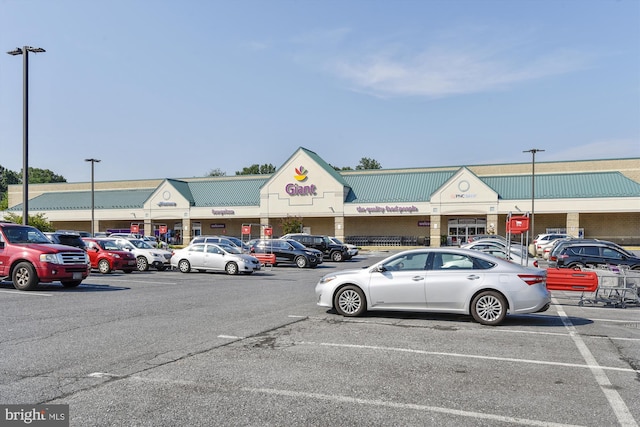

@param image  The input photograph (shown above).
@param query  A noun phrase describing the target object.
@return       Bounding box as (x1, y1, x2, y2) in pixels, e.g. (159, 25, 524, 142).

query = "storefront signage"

(157, 201, 177, 207)
(357, 205, 419, 214)
(417, 221, 430, 227)
(212, 209, 235, 215)
(286, 165, 318, 196)
(210, 224, 226, 229)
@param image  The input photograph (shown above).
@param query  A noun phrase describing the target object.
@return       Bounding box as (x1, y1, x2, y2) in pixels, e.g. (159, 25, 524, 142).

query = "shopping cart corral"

(546, 265, 640, 308)
(579, 266, 640, 308)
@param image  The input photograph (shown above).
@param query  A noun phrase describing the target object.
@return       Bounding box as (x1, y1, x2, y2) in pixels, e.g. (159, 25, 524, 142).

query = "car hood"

(17, 242, 85, 253)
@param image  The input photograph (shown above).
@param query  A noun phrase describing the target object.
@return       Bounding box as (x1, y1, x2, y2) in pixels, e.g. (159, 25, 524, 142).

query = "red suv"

(0, 222, 90, 290)
(83, 238, 137, 274)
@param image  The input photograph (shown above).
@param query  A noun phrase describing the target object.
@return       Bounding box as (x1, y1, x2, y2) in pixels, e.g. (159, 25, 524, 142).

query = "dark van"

(282, 234, 350, 262)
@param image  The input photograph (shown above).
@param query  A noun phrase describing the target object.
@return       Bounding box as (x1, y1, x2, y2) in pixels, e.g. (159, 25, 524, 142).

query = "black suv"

(249, 239, 323, 268)
(282, 234, 350, 262)
(44, 231, 87, 251)
(548, 239, 640, 269)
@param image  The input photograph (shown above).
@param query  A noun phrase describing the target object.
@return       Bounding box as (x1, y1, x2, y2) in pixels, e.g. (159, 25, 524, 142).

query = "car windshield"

(219, 244, 242, 254)
(129, 239, 153, 249)
(287, 240, 307, 250)
(99, 240, 121, 250)
(116, 240, 135, 250)
(4, 226, 51, 244)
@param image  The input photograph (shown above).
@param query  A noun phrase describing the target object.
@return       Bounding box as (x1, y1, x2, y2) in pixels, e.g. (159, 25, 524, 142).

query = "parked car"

(189, 235, 240, 249)
(329, 236, 358, 258)
(83, 238, 137, 274)
(44, 231, 87, 251)
(461, 239, 527, 257)
(0, 222, 90, 290)
(281, 233, 350, 261)
(479, 248, 539, 268)
(315, 248, 550, 326)
(249, 239, 322, 268)
(529, 233, 573, 257)
(548, 239, 640, 270)
(170, 243, 261, 275)
(111, 238, 171, 271)
(540, 237, 573, 260)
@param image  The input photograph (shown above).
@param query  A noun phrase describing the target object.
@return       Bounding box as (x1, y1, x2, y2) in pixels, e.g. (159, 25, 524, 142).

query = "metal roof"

(186, 178, 267, 206)
(9, 189, 154, 211)
(481, 172, 640, 199)
(343, 170, 458, 203)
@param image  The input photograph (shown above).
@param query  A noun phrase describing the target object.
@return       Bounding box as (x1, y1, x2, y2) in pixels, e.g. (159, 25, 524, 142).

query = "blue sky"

(1, 0, 638, 183)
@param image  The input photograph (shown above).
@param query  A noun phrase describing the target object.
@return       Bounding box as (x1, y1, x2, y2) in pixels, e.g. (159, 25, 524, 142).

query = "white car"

(111, 238, 171, 271)
(529, 233, 573, 257)
(329, 237, 358, 258)
(315, 248, 550, 326)
(171, 243, 261, 275)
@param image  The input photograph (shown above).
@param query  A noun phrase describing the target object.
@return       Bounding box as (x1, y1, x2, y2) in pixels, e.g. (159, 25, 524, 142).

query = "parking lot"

(1, 252, 638, 426)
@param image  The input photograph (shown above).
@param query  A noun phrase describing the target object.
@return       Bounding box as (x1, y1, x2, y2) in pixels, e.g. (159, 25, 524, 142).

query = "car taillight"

(518, 274, 545, 286)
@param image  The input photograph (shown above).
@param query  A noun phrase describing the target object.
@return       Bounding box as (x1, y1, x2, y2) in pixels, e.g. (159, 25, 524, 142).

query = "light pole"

(523, 148, 545, 236)
(7, 46, 45, 225)
(85, 158, 101, 236)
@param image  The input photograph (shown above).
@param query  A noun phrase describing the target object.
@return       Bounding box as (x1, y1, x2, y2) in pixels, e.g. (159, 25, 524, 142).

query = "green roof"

(343, 170, 458, 203)
(481, 172, 640, 199)
(185, 178, 268, 206)
(9, 189, 154, 211)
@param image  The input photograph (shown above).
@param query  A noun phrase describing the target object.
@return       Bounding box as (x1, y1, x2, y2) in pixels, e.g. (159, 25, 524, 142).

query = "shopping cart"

(579, 265, 640, 308)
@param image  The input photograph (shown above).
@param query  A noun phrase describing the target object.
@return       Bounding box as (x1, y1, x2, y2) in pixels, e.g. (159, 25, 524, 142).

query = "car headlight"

(319, 275, 337, 284)
(40, 253, 62, 264)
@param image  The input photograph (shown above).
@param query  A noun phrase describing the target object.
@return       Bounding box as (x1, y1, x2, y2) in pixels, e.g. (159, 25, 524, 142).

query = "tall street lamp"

(85, 158, 101, 236)
(7, 46, 46, 225)
(523, 148, 545, 236)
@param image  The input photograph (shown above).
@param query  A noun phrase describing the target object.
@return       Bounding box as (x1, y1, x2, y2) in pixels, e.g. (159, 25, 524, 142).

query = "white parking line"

(243, 387, 586, 427)
(0, 290, 53, 296)
(296, 341, 639, 374)
(553, 297, 638, 427)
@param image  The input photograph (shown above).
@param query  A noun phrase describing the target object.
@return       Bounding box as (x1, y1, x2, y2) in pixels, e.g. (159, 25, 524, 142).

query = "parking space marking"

(553, 297, 638, 427)
(297, 341, 638, 373)
(0, 290, 53, 296)
(242, 387, 585, 427)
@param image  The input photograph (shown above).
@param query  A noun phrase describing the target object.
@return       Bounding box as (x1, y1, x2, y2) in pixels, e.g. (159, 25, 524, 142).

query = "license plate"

(128, 260, 135, 265)
(73, 272, 82, 279)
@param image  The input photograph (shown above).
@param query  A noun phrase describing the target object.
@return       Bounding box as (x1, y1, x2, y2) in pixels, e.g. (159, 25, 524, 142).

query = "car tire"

(471, 291, 507, 326)
(61, 280, 82, 288)
(225, 262, 238, 275)
(568, 262, 585, 270)
(12, 262, 39, 291)
(331, 251, 344, 262)
(178, 259, 191, 273)
(295, 256, 308, 268)
(136, 256, 149, 271)
(334, 285, 366, 316)
(98, 259, 111, 274)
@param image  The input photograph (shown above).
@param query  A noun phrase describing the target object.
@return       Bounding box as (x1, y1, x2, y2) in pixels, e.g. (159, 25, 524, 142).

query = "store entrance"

(447, 218, 486, 245)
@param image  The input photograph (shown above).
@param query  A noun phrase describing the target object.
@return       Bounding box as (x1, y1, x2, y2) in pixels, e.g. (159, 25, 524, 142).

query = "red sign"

(242, 225, 251, 235)
(159, 225, 167, 234)
(131, 224, 139, 233)
(264, 227, 273, 236)
(506, 216, 529, 234)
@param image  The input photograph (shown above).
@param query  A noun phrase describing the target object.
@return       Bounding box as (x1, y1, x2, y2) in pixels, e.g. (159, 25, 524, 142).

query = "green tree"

(235, 164, 276, 175)
(3, 212, 55, 232)
(356, 157, 382, 170)
(27, 167, 67, 184)
(280, 216, 303, 235)
(206, 168, 227, 177)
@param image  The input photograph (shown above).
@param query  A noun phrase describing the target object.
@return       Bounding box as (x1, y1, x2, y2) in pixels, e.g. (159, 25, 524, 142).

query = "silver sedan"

(315, 248, 550, 326)
(170, 243, 261, 275)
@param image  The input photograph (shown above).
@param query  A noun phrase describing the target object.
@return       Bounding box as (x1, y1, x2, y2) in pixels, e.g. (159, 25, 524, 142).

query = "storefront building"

(7, 148, 640, 246)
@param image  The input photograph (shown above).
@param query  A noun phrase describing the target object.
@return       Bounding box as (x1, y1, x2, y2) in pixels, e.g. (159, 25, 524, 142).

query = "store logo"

(294, 166, 308, 181)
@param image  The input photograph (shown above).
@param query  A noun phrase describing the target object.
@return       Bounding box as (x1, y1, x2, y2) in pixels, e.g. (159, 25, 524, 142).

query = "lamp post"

(523, 148, 545, 236)
(7, 46, 46, 225)
(85, 158, 101, 236)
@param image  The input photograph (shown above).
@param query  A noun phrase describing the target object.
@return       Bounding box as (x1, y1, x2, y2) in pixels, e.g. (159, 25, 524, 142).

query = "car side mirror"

(374, 265, 386, 273)
(0, 241, 4, 249)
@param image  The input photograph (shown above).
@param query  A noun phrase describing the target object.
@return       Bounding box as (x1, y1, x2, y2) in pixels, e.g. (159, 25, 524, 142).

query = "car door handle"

(466, 275, 480, 280)
(412, 276, 424, 281)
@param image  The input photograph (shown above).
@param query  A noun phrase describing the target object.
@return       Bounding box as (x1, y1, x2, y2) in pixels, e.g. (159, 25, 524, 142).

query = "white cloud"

(329, 40, 592, 98)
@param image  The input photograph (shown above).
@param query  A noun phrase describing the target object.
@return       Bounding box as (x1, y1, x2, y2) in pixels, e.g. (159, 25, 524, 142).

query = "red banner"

(242, 225, 251, 235)
(264, 227, 273, 236)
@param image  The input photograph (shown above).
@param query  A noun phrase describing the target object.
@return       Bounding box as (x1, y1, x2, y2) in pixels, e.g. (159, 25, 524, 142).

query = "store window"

(447, 218, 486, 245)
